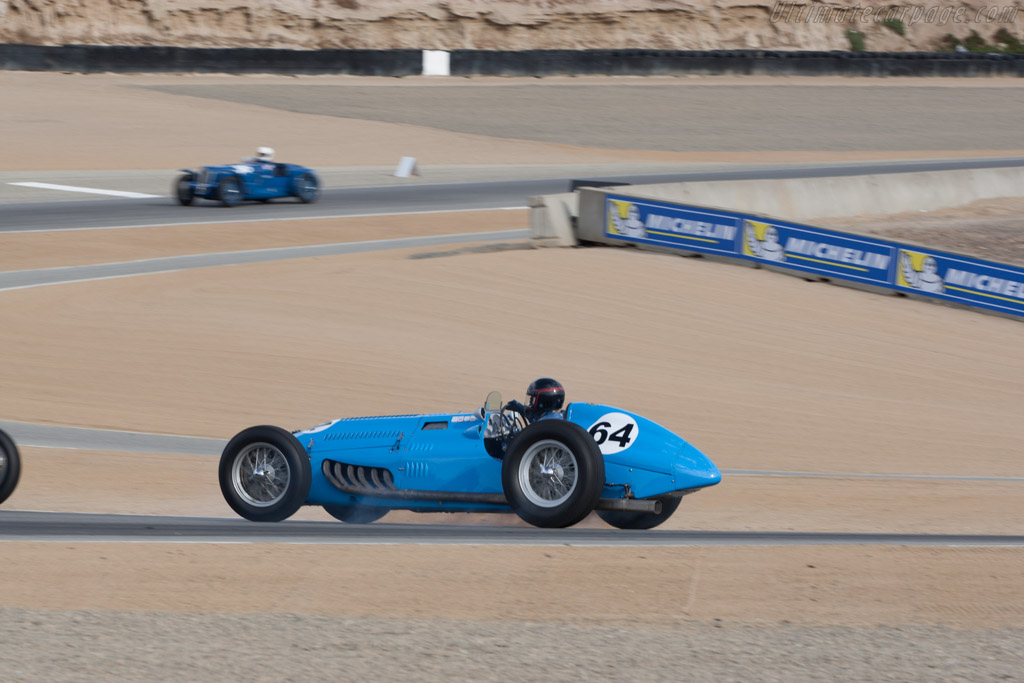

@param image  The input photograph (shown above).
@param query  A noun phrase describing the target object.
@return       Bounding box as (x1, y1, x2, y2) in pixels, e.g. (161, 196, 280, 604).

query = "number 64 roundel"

(587, 413, 639, 455)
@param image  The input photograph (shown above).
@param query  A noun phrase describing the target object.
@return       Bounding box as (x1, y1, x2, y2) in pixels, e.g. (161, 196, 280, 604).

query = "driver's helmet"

(526, 378, 565, 417)
(255, 146, 275, 162)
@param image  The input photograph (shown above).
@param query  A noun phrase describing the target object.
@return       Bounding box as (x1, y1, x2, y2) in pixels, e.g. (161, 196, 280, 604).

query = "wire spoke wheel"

(518, 439, 578, 508)
(0, 429, 22, 505)
(231, 442, 291, 508)
(219, 426, 312, 522)
(501, 421, 603, 528)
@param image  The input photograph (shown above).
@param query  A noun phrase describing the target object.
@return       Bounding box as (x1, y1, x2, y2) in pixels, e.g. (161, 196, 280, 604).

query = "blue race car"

(175, 154, 319, 207)
(218, 390, 721, 529)
(0, 428, 21, 506)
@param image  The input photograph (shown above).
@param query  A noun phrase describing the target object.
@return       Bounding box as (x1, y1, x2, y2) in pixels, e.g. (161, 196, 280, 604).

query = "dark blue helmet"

(526, 378, 565, 416)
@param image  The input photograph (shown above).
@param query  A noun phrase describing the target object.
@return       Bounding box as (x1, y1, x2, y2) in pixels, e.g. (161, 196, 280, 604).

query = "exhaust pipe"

(595, 497, 661, 514)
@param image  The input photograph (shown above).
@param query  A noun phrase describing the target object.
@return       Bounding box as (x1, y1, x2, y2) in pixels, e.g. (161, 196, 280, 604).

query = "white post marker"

(422, 50, 451, 76)
(393, 157, 420, 178)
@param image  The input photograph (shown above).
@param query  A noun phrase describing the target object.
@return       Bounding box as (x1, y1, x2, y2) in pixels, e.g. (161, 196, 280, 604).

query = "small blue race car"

(0, 428, 21, 506)
(175, 159, 319, 207)
(218, 390, 721, 529)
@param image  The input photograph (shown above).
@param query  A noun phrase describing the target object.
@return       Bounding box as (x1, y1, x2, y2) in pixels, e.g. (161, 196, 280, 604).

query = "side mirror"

(484, 391, 502, 413)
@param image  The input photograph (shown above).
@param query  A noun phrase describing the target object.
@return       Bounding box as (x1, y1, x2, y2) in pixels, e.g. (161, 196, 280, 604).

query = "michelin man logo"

(608, 200, 646, 239)
(898, 250, 944, 293)
(743, 220, 786, 262)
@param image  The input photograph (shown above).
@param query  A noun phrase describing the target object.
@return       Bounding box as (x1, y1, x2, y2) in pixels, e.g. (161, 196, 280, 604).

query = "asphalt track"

(3, 511, 1023, 547)
(5, 157, 1024, 233)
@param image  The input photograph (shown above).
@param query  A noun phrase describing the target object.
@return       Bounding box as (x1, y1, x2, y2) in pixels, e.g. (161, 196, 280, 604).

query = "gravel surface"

(826, 197, 1024, 266)
(1, 608, 1021, 682)
(144, 83, 1024, 153)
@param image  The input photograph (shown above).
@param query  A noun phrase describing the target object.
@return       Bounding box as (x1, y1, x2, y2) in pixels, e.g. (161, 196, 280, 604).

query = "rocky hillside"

(1, 0, 1021, 53)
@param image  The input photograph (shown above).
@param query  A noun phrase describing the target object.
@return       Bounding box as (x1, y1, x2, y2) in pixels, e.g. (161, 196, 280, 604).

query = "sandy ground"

(0, 73, 689, 172)
(3, 72, 1024, 171)
(0, 210, 526, 271)
(3, 74, 1023, 677)
(1, 245, 1021, 479)
(148, 79, 1024, 153)
(2, 542, 1023, 629)
(826, 196, 1024, 266)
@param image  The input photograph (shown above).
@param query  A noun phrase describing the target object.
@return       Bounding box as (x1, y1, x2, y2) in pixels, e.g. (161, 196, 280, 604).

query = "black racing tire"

(501, 420, 604, 528)
(217, 176, 243, 207)
(596, 493, 683, 530)
(322, 504, 389, 524)
(175, 173, 195, 206)
(0, 428, 21, 505)
(293, 173, 319, 204)
(218, 425, 311, 522)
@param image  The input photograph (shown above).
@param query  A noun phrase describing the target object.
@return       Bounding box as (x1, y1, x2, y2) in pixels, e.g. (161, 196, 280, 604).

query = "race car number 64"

(587, 413, 639, 455)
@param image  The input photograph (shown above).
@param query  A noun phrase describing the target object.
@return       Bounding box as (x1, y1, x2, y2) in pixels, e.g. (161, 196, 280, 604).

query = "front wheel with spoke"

(502, 420, 603, 528)
(292, 173, 319, 204)
(219, 425, 311, 522)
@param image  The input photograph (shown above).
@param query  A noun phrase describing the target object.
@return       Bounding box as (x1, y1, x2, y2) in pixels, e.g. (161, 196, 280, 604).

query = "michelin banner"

(604, 194, 1024, 319)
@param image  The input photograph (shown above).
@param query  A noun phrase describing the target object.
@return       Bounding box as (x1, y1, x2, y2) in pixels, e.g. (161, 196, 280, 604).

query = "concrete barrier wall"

(3, 44, 1024, 76)
(529, 193, 578, 248)
(574, 167, 1024, 223)
(531, 169, 1024, 321)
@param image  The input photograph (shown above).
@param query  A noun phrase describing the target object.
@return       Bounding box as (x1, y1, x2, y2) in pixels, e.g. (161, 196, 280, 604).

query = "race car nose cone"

(674, 449, 722, 488)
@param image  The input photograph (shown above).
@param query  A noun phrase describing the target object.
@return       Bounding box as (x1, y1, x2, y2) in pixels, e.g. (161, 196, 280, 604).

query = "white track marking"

(8, 182, 161, 198)
(18, 205, 527, 234)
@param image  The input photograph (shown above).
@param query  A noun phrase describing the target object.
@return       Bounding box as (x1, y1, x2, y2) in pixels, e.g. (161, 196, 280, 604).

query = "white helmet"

(255, 146, 275, 162)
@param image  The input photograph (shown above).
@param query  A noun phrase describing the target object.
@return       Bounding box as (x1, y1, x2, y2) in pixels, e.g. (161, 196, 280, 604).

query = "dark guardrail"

(2, 44, 1023, 77)
(451, 49, 1024, 77)
(0, 44, 423, 75)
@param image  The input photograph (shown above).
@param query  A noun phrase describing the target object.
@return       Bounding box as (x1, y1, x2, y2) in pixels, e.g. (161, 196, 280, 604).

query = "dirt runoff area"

(2, 223, 1023, 678)
(2, 72, 1024, 680)
(0, 542, 1022, 681)
(4, 72, 1024, 172)
(827, 196, 1024, 266)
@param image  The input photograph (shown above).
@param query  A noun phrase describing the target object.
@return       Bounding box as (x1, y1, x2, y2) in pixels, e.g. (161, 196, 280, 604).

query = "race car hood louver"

(323, 460, 396, 493)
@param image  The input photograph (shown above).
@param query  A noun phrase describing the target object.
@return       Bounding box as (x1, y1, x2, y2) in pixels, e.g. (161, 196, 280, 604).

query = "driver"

(504, 378, 566, 423)
(244, 147, 277, 166)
